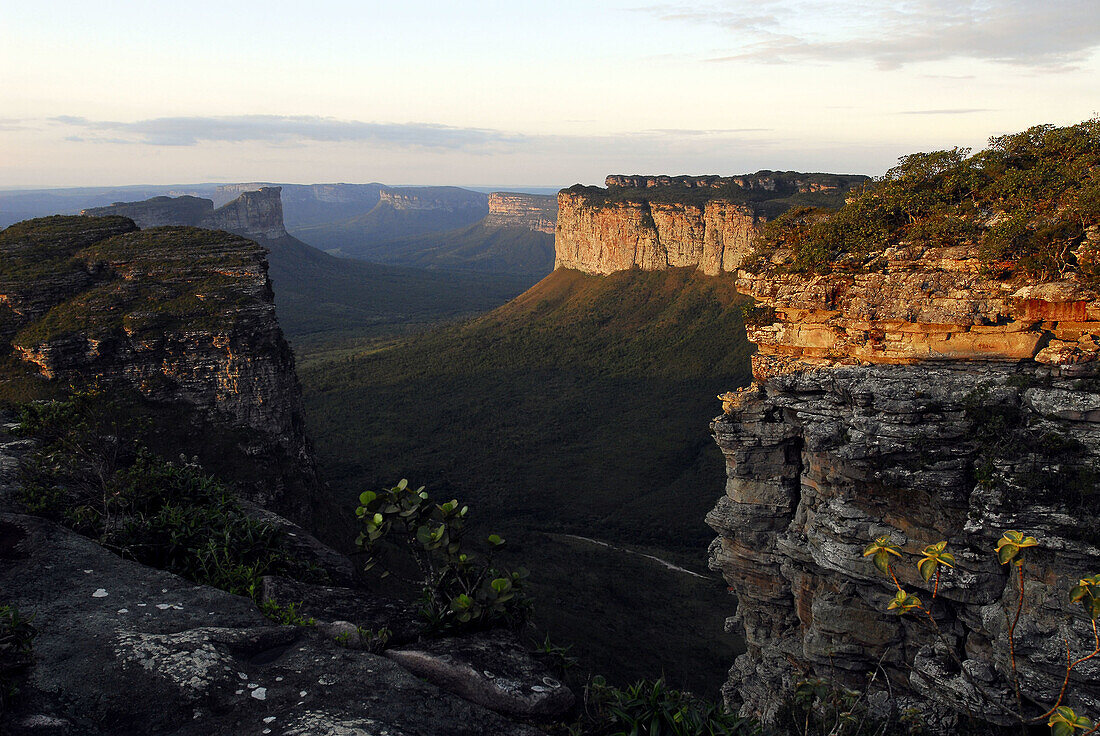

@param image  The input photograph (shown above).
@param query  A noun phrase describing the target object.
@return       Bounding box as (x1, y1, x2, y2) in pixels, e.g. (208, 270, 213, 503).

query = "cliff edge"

(84, 186, 289, 242)
(0, 215, 316, 519)
(555, 172, 866, 276)
(709, 121, 1100, 727)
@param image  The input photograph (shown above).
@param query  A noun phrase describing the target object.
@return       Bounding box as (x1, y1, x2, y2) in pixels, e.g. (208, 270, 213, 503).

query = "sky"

(2, 0, 1098, 188)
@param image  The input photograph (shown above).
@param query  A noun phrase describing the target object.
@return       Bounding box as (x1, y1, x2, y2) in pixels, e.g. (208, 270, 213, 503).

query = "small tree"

(355, 479, 530, 631)
(862, 531, 1100, 734)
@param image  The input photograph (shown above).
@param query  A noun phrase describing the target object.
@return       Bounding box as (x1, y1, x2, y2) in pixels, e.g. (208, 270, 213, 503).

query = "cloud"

(634, 2, 786, 32)
(48, 115, 777, 156)
(898, 108, 994, 115)
(50, 114, 529, 150)
(645, 127, 772, 135)
(638, 0, 1100, 70)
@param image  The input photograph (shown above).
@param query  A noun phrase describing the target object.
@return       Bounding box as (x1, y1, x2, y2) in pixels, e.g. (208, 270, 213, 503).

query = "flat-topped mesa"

(82, 187, 289, 242)
(483, 192, 557, 234)
(213, 183, 385, 207)
(555, 171, 867, 276)
(205, 186, 287, 241)
(82, 195, 213, 229)
(378, 186, 488, 213)
(0, 215, 316, 519)
(708, 121, 1100, 729)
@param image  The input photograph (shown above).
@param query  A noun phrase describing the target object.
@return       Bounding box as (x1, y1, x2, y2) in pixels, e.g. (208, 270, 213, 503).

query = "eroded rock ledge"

(709, 242, 1100, 727)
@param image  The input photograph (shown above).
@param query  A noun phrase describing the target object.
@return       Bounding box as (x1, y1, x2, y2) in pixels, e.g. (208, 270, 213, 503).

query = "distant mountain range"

(294, 186, 489, 255)
(309, 190, 558, 277)
(2, 181, 559, 279)
(78, 187, 533, 351)
(0, 184, 222, 228)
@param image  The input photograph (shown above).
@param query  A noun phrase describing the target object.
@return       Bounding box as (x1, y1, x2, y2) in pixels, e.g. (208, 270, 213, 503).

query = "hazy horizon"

(4, 0, 1099, 187)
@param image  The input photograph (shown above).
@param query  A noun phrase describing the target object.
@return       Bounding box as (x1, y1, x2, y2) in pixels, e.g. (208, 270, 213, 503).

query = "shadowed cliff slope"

(299, 267, 754, 692)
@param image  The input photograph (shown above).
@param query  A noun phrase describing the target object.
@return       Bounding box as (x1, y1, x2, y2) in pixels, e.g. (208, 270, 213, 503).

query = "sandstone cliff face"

(0, 216, 315, 517)
(555, 191, 759, 276)
(484, 192, 557, 234)
(555, 172, 865, 277)
(709, 240, 1100, 726)
(205, 186, 287, 241)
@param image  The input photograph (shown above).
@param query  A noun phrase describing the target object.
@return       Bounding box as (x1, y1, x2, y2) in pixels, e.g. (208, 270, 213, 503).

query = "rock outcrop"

(605, 174, 849, 195)
(84, 187, 288, 242)
(555, 172, 865, 276)
(81, 195, 213, 229)
(484, 193, 557, 234)
(205, 187, 287, 241)
(0, 425, 567, 736)
(708, 240, 1100, 727)
(0, 216, 315, 518)
(556, 192, 759, 276)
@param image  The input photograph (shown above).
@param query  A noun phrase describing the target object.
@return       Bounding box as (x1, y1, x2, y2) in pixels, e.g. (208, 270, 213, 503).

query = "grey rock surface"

(386, 630, 575, 718)
(710, 363, 1100, 727)
(0, 511, 542, 736)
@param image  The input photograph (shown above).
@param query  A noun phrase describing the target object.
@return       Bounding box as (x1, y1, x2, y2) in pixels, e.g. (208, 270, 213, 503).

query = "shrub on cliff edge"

(0, 604, 36, 714)
(14, 389, 322, 598)
(753, 119, 1100, 280)
(354, 479, 531, 632)
(861, 532, 1100, 735)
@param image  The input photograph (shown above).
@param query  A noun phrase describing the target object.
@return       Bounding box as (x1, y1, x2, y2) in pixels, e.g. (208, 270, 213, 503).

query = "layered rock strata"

(555, 172, 865, 276)
(0, 216, 315, 516)
(556, 192, 759, 276)
(709, 241, 1100, 726)
(484, 192, 557, 234)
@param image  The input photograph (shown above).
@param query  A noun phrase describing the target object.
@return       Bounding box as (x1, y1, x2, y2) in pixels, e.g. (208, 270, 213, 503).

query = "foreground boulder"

(0, 512, 544, 736)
